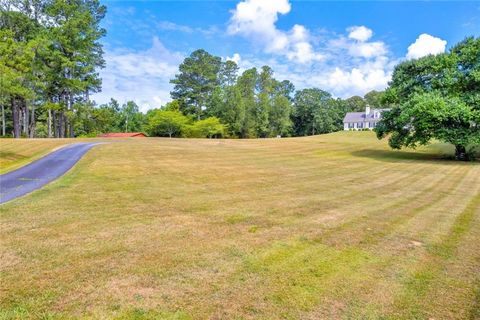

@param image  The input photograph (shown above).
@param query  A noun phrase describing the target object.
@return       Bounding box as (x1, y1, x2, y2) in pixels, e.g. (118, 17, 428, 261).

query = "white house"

(343, 106, 388, 130)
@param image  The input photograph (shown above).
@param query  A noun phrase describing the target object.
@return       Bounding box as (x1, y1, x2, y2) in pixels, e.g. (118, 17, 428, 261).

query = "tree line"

(157, 49, 384, 138)
(0, 0, 382, 139)
(3, 1, 476, 160)
(0, 2, 383, 140)
(137, 53, 385, 139)
(1, 0, 106, 138)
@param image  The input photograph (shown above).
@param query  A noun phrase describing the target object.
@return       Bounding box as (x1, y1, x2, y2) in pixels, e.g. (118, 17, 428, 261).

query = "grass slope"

(1, 132, 479, 319)
(0, 139, 74, 174)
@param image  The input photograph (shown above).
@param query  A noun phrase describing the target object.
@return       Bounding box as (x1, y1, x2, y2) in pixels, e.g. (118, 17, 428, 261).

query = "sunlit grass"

(0, 139, 74, 174)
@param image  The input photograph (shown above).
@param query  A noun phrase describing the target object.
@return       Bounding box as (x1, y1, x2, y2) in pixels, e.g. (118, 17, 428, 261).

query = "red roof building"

(98, 132, 147, 138)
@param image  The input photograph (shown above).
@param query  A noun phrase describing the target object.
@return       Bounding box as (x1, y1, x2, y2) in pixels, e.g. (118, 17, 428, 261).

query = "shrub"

(147, 110, 190, 138)
(184, 117, 226, 138)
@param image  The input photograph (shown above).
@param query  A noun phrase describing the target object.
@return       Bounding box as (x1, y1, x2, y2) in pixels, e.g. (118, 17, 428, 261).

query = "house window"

(348, 123, 354, 129)
(370, 122, 376, 128)
(357, 122, 364, 128)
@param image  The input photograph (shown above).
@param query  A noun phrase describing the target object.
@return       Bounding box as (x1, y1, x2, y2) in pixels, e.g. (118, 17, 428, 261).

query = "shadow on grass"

(350, 149, 454, 163)
(0, 152, 27, 161)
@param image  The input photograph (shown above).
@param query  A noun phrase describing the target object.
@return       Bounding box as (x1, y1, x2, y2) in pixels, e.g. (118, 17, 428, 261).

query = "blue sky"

(93, 0, 480, 111)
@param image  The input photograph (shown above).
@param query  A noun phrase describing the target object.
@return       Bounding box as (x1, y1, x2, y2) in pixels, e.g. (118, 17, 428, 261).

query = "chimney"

(365, 106, 371, 118)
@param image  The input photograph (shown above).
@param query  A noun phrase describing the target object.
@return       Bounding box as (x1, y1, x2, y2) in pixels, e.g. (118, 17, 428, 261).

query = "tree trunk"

(23, 100, 29, 136)
(19, 104, 23, 135)
(29, 103, 35, 138)
(59, 110, 65, 138)
(196, 102, 201, 121)
(12, 97, 20, 138)
(455, 145, 468, 161)
(53, 111, 58, 138)
(48, 109, 52, 138)
(68, 92, 74, 137)
(1, 104, 5, 136)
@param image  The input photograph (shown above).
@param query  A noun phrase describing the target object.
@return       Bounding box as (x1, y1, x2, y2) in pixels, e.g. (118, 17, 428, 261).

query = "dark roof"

(98, 132, 146, 138)
(343, 109, 389, 123)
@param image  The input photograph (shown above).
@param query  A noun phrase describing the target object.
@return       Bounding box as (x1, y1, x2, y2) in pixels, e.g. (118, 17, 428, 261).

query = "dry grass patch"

(0, 132, 479, 319)
(0, 139, 76, 173)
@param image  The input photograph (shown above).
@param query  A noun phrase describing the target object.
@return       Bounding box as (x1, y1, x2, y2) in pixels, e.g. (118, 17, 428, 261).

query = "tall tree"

(120, 101, 144, 132)
(219, 60, 239, 87)
(377, 37, 480, 160)
(292, 88, 332, 136)
(170, 49, 222, 120)
(364, 90, 385, 108)
(235, 68, 258, 138)
(0, 0, 106, 138)
(256, 66, 274, 137)
(0, 11, 44, 138)
(344, 95, 367, 112)
(44, 0, 106, 137)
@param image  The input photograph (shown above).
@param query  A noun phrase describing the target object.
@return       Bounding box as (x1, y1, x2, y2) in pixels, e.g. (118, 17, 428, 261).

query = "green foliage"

(147, 110, 190, 138)
(377, 93, 480, 158)
(364, 90, 385, 108)
(164, 100, 182, 112)
(65, 99, 145, 136)
(170, 49, 222, 120)
(269, 95, 293, 137)
(344, 96, 367, 112)
(120, 101, 145, 133)
(0, 0, 106, 138)
(6, 6, 475, 149)
(184, 117, 226, 138)
(293, 88, 345, 136)
(377, 36, 480, 160)
(201, 64, 294, 138)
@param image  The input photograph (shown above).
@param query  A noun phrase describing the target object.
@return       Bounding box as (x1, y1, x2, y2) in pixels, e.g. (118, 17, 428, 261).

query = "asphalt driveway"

(0, 142, 101, 204)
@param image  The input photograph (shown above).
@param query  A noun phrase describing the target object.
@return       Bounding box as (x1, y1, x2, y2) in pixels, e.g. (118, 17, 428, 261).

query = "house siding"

(343, 108, 388, 131)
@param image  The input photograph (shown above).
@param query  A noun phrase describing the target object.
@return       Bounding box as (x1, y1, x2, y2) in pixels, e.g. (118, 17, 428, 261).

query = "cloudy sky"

(93, 0, 480, 111)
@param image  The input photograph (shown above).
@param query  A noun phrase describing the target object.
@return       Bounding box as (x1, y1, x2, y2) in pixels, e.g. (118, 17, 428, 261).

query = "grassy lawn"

(0, 139, 76, 174)
(1, 132, 479, 319)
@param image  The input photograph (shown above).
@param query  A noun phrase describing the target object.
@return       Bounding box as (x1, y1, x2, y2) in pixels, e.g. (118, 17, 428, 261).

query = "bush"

(77, 132, 100, 138)
(466, 146, 479, 161)
(147, 110, 190, 138)
(184, 117, 226, 138)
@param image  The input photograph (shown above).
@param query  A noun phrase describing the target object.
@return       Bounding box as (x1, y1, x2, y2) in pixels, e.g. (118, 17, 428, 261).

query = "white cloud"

(234, 53, 393, 99)
(347, 26, 373, 42)
(406, 34, 447, 59)
(227, 0, 291, 51)
(228, 0, 323, 63)
(226, 53, 242, 64)
(94, 0, 451, 110)
(349, 41, 387, 58)
(330, 32, 387, 59)
(318, 57, 393, 97)
(92, 37, 183, 112)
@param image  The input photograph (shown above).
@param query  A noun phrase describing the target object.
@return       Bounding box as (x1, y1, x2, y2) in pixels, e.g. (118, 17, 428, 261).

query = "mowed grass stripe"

(357, 165, 472, 247)
(387, 164, 480, 245)
(0, 132, 478, 319)
(284, 166, 475, 317)
(388, 192, 480, 319)
(309, 165, 464, 246)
